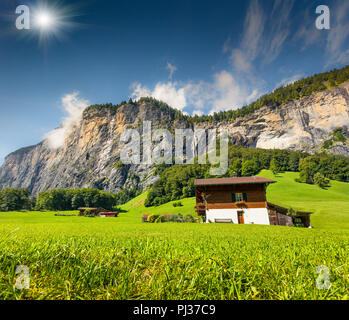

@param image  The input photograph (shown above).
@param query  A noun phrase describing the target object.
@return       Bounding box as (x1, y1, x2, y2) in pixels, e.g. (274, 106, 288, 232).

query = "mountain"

(0, 80, 349, 194)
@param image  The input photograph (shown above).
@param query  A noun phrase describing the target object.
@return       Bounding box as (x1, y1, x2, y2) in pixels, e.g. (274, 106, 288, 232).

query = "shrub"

(241, 160, 259, 176)
(287, 207, 296, 217)
(183, 215, 195, 223)
(173, 201, 183, 207)
(270, 157, 282, 176)
(160, 215, 171, 222)
(115, 161, 125, 170)
(167, 214, 178, 222)
(314, 173, 330, 189)
(154, 216, 163, 223)
(176, 214, 184, 222)
(147, 215, 161, 223)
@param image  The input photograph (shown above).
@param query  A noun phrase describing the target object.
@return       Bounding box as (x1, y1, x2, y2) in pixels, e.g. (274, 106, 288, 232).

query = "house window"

(233, 193, 243, 202)
(236, 193, 243, 202)
(232, 193, 247, 202)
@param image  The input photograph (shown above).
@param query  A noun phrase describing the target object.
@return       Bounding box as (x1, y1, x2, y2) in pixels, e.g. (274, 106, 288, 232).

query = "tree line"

(0, 187, 138, 212)
(0, 188, 34, 212)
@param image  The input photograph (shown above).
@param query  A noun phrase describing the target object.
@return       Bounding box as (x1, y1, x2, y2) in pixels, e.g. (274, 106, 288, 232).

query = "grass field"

(0, 171, 349, 300)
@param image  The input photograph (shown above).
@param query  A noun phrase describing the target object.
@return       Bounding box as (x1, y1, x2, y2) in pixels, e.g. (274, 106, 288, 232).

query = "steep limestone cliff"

(0, 82, 348, 194)
(218, 81, 349, 154)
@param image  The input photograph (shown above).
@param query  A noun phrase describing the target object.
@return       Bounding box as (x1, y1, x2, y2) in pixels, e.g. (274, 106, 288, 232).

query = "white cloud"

(131, 70, 264, 116)
(210, 71, 263, 114)
(231, 49, 253, 73)
(131, 83, 152, 100)
(131, 81, 187, 110)
(44, 92, 89, 149)
(325, 1, 349, 67)
(166, 62, 177, 80)
(230, 0, 264, 74)
(192, 110, 203, 116)
(294, 25, 322, 51)
(275, 73, 304, 89)
(241, 0, 266, 59)
(263, 0, 294, 64)
(293, 8, 323, 51)
(230, 0, 295, 73)
(293, 1, 349, 67)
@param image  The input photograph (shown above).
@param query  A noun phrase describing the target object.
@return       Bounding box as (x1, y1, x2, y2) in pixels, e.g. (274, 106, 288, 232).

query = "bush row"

(142, 214, 198, 223)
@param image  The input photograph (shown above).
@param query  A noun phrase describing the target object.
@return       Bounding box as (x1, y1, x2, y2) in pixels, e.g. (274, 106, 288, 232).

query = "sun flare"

(36, 11, 55, 29)
(26, 1, 82, 47)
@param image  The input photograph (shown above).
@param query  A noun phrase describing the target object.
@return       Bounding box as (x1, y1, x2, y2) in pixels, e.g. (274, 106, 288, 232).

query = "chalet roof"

(194, 176, 276, 186)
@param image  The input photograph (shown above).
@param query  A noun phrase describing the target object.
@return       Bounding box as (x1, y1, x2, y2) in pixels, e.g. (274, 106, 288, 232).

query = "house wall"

(206, 208, 270, 225)
(277, 212, 294, 227)
(196, 184, 267, 210)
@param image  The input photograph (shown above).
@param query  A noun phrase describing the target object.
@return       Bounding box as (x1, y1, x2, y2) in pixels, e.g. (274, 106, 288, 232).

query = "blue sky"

(0, 0, 349, 163)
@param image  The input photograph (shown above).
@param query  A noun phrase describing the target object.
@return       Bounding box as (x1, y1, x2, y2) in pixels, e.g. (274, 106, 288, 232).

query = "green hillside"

(118, 170, 349, 230)
(259, 170, 349, 230)
(118, 192, 197, 223)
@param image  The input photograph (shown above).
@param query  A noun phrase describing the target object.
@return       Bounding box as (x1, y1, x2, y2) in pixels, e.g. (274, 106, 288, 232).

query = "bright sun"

(36, 11, 54, 29)
(28, 2, 80, 47)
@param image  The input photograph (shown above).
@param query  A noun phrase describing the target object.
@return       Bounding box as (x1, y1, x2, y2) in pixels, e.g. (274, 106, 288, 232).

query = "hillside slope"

(118, 170, 349, 230)
(0, 81, 349, 194)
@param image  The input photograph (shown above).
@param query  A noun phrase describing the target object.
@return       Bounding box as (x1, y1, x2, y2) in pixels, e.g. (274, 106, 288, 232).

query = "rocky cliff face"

(1, 82, 349, 194)
(217, 81, 349, 154)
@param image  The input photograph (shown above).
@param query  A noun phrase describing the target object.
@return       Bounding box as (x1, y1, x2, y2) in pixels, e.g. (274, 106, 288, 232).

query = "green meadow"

(0, 171, 349, 300)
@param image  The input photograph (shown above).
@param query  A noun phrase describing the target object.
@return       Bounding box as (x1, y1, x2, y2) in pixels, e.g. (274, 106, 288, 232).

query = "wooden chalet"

(194, 176, 312, 227)
(78, 207, 118, 218)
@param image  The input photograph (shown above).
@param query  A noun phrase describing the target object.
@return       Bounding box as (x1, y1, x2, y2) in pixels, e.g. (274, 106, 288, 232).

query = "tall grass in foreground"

(0, 219, 348, 300)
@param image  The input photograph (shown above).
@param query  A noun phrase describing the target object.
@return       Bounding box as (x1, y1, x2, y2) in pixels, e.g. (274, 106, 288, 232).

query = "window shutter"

(232, 193, 236, 203)
(243, 193, 248, 202)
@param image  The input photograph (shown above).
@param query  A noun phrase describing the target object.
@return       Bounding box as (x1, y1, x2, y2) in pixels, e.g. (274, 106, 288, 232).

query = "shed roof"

(194, 176, 276, 186)
(267, 202, 313, 216)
